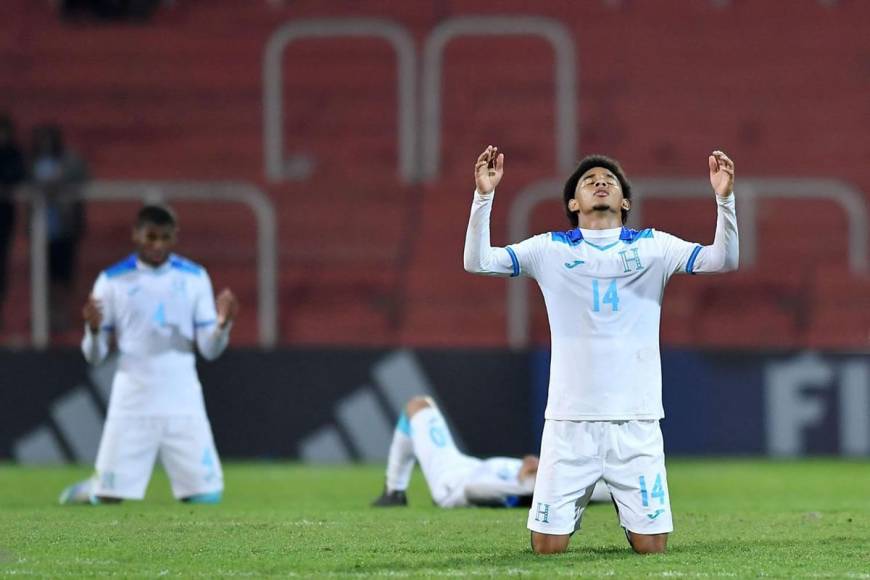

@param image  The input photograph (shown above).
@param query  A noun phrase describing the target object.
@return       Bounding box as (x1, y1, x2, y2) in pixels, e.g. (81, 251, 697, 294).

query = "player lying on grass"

(372, 396, 540, 508)
(464, 147, 738, 553)
(372, 396, 610, 508)
(59, 204, 238, 505)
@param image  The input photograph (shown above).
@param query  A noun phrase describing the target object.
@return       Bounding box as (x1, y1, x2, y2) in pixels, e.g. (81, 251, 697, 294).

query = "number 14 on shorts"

(639, 473, 666, 507)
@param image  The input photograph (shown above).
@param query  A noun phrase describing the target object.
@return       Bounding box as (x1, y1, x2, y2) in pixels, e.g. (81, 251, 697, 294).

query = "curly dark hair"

(562, 154, 632, 227)
(136, 204, 177, 229)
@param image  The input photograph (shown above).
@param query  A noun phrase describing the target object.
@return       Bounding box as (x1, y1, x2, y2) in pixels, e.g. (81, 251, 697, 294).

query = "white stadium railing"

(421, 16, 577, 181)
(263, 19, 417, 183)
(263, 16, 577, 185)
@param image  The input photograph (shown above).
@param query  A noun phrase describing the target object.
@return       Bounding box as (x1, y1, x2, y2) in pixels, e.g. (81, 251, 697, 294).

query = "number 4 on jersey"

(592, 280, 620, 312)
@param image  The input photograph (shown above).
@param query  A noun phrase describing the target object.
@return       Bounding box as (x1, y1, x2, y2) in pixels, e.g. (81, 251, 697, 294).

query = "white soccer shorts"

(410, 407, 480, 508)
(527, 419, 673, 536)
(93, 416, 224, 500)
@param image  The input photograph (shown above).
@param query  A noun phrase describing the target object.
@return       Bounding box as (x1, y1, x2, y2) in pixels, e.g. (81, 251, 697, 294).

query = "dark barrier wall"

(533, 350, 870, 457)
(1, 349, 533, 463)
(1, 348, 868, 462)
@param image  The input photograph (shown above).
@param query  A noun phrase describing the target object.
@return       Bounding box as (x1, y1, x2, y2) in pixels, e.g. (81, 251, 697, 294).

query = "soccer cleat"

(58, 478, 95, 505)
(371, 488, 408, 507)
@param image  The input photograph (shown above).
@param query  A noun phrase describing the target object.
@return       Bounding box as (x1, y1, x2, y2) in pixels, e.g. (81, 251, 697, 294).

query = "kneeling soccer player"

(374, 396, 574, 508)
(464, 146, 738, 553)
(59, 204, 238, 505)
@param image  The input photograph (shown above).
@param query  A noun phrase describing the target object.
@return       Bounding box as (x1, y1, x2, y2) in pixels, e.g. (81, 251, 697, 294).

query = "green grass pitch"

(0, 460, 867, 578)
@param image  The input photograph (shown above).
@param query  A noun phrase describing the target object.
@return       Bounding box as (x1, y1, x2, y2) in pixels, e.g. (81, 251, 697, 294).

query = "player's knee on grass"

(530, 532, 570, 555)
(627, 531, 668, 554)
(405, 396, 433, 418)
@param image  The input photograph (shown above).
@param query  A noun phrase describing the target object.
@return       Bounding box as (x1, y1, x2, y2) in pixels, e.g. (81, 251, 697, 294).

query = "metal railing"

(421, 16, 577, 180)
(263, 16, 578, 185)
(20, 181, 278, 349)
(263, 19, 417, 183)
(506, 177, 869, 348)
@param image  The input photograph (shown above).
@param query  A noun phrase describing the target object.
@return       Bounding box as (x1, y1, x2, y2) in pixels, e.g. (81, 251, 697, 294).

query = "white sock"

(385, 412, 415, 492)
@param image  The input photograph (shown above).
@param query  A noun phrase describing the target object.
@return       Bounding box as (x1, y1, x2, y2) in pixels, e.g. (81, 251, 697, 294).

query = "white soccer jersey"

(82, 253, 230, 417)
(465, 190, 738, 420)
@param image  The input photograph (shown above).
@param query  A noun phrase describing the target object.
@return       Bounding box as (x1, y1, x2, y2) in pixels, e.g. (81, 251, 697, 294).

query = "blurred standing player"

(60, 205, 238, 505)
(464, 146, 738, 553)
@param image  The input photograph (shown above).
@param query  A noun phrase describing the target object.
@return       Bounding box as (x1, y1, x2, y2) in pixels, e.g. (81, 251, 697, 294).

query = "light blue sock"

(182, 491, 222, 504)
(386, 413, 415, 492)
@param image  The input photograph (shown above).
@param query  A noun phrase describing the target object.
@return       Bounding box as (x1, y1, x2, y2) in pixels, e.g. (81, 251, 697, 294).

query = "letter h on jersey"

(619, 248, 644, 273)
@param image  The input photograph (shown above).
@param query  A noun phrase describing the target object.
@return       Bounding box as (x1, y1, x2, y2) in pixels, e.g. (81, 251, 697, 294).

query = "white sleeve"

(81, 273, 113, 365)
(661, 194, 739, 276)
(464, 477, 535, 507)
(193, 271, 231, 361)
(463, 190, 544, 279)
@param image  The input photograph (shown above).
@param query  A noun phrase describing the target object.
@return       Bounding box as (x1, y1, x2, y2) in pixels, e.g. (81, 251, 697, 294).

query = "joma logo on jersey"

(564, 260, 585, 269)
(534, 502, 551, 523)
(618, 248, 644, 273)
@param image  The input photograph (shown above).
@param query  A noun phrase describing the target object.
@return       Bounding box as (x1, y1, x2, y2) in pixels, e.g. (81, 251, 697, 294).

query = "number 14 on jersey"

(592, 280, 620, 312)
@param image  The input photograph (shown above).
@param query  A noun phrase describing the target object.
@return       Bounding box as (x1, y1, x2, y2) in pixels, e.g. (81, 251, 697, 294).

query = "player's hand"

(82, 296, 102, 333)
(474, 145, 504, 194)
(709, 150, 735, 198)
(216, 288, 238, 329)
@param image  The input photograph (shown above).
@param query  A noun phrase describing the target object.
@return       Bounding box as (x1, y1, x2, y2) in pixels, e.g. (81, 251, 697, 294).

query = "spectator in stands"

(30, 124, 89, 331)
(61, 0, 162, 22)
(0, 115, 26, 327)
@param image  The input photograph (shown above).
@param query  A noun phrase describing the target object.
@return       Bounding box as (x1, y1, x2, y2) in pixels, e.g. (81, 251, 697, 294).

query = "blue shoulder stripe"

(104, 254, 137, 278)
(619, 227, 654, 243)
(686, 245, 703, 274)
(505, 247, 520, 277)
(551, 229, 582, 246)
(169, 254, 204, 276)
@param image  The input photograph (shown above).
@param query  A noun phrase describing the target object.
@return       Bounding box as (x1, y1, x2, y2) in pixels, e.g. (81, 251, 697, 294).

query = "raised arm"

(689, 150, 739, 273)
(463, 146, 520, 277)
(81, 295, 110, 364)
(81, 275, 113, 364)
(195, 282, 237, 361)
